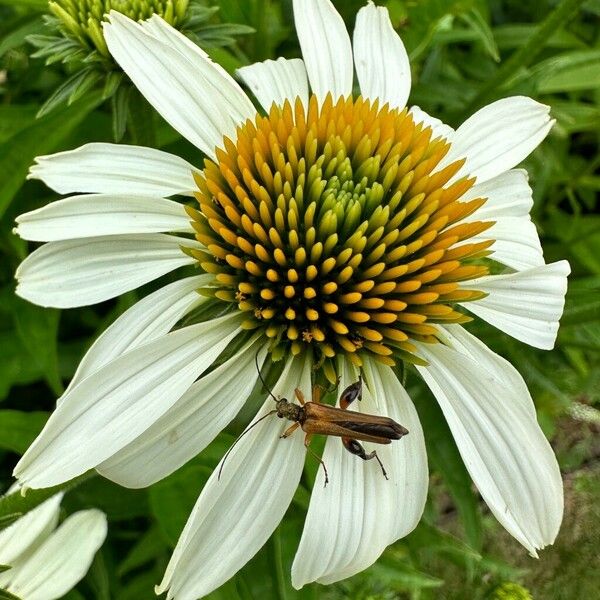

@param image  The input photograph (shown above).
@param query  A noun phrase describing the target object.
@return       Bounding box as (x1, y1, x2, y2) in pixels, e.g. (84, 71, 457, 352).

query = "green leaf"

(0, 93, 101, 219)
(0, 0, 47, 8)
(552, 101, 600, 134)
(0, 105, 37, 144)
(111, 82, 130, 143)
(0, 473, 91, 523)
(561, 276, 600, 326)
(0, 16, 44, 58)
(37, 69, 94, 118)
(149, 462, 212, 546)
(86, 550, 111, 600)
(0, 410, 48, 454)
(13, 297, 63, 395)
(69, 477, 148, 521)
(370, 560, 444, 590)
(117, 527, 165, 577)
(532, 50, 600, 93)
(459, 8, 499, 61)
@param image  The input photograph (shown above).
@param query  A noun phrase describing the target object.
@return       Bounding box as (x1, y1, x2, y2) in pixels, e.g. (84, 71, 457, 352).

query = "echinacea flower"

(14, 0, 569, 598)
(0, 487, 107, 600)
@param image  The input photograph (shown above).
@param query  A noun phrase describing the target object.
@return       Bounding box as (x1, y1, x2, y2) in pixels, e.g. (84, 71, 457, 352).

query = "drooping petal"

(103, 12, 252, 158)
(15, 234, 200, 308)
(353, 2, 410, 109)
(98, 337, 264, 487)
(466, 216, 544, 271)
(14, 313, 242, 488)
(409, 106, 454, 140)
(291, 358, 427, 588)
(15, 194, 192, 242)
(65, 274, 210, 393)
(0, 493, 62, 565)
(293, 0, 353, 102)
(462, 169, 533, 219)
(440, 97, 553, 183)
(28, 143, 198, 197)
(460, 261, 570, 349)
(237, 58, 309, 111)
(2, 510, 107, 600)
(416, 327, 563, 556)
(157, 355, 311, 600)
(434, 325, 537, 417)
(139, 15, 256, 125)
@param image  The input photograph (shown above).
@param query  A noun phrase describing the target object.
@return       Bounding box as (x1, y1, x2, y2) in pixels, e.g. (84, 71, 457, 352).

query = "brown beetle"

(219, 357, 409, 485)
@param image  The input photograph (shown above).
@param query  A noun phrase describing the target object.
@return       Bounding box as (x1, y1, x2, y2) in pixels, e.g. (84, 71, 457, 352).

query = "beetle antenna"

(255, 350, 278, 403)
(218, 409, 278, 480)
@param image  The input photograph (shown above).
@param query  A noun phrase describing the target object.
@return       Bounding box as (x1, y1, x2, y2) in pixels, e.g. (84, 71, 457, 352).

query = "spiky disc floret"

(187, 95, 493, 368)
(49, 0, 189, 56)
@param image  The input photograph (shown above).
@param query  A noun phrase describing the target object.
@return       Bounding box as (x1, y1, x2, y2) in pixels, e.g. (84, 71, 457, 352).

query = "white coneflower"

(14, 0, 569, 598)
(0, 488, 107, 600)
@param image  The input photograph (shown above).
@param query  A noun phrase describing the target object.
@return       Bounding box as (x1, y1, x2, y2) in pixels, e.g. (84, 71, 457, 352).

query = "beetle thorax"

(276, 399, 305, 423)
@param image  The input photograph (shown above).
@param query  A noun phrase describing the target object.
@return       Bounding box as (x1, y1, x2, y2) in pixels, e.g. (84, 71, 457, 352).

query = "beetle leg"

(280, 421, 300, 438)
(339, 376, 362, 410)
(304, 433, 329, 487)
(294, 387, 306, 406)
(312, 384, 322, 404)
(342, 437, 389, 480)
(312, 377, 341, 404)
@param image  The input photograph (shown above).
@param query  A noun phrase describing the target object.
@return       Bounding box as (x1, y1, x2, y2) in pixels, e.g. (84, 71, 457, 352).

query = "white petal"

(65, 274, 210, 394)
(460, 261, 570, 349)
(98, 337, 264, 487)
(435, 324, 537, 418)
(462, 169, 533, 219)
(416, 332, 563, 555)
(28, 143, 198, 197)
(4, 509, 107, 600)
(13, 314, 242, 488)
(0, 493, 62, 565)
(15, 194, 192, 242)
(104, 12, 251, 157)
(409, 106, 454, 139)
(441, 97, 553, 183)
(15, 234, 200, 308)
(157, 355, 311, 600)
(467, 216, 545, 271)
(237, 57, 309, 111)
(139, 15, 255, 125)
(291, 359, 426, 587)
(353, 3, 410, 109)
(293, 0, 353, 102)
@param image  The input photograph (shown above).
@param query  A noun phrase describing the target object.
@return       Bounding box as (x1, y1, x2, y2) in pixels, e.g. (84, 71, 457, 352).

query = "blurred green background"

(0, 0, 599, 598)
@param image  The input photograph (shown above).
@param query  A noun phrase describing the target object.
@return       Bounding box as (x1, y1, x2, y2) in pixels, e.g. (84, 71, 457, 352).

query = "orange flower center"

(187, 94, 492, 372)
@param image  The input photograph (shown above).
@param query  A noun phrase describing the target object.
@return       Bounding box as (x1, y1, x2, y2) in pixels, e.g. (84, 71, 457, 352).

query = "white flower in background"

(13, 0, 569, 597)
(0, 489, 107, 600)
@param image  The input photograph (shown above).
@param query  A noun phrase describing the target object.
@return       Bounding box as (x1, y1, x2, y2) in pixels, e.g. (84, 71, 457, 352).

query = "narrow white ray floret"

(0, 491, 107, 600)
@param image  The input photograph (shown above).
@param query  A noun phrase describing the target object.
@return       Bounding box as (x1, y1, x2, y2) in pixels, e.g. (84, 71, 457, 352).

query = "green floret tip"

(48, 0, 190, 57)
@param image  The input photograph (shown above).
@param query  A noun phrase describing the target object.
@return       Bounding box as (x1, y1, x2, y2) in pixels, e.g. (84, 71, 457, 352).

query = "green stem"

(461, 0, 587, 116)
(0, 471, 95, 526)
(271, 527, 288, 600)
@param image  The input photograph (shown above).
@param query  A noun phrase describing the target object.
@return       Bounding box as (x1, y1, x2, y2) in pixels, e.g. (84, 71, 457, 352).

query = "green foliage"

(0, 0, 598, 598)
